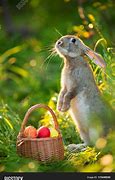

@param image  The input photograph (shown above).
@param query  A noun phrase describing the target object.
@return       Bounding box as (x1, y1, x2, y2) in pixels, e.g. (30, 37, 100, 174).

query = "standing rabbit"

(55, 35, 114, 151)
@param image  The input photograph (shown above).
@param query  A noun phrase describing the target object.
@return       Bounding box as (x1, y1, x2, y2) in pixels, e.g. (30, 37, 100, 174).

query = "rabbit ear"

(85, 48, 106, 68)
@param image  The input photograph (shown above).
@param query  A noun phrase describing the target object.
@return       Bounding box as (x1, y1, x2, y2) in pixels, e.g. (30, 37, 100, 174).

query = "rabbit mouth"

(55, 45, 77, 58)
(68, 52, 78, 58)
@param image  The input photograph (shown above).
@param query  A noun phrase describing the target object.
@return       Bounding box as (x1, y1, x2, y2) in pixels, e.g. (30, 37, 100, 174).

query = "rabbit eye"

(70, 38, 76, 43)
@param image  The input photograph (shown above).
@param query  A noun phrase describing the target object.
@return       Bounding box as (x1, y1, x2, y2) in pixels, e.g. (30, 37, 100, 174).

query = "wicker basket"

(16, 104, 64, 163)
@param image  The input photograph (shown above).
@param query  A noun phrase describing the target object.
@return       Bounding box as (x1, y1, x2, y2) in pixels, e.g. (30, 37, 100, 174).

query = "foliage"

(0, 97, 115, 172)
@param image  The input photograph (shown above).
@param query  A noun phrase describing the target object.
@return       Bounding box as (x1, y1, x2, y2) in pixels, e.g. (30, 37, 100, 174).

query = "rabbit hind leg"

(67, 143, 87, 152)
(67, 128, 92, 152)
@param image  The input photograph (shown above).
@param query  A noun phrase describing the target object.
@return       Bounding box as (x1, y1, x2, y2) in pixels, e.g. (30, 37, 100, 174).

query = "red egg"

(37, 126, 50, 138)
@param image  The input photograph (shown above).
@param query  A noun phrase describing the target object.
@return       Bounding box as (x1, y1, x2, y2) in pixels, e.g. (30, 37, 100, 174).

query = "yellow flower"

(88, 14, 95, 22)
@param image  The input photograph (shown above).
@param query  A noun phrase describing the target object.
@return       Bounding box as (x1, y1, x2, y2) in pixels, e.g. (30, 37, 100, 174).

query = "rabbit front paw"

(57, 100, 70, 112)
(57, 88, 67, 111)
(57, 99, 63, 111)
(61, 103, 70, 112)
(57, 89, 73, 112)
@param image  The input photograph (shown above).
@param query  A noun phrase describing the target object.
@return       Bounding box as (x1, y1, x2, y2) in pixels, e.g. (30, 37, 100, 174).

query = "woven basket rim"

(17, 135, 63, 141)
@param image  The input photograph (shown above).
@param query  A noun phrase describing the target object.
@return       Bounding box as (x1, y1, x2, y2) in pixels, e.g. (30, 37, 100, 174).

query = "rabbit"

(55, 35, 114, 152)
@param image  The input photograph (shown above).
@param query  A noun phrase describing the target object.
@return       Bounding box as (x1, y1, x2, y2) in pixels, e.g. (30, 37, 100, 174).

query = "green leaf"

(0, 46, 23, 63)
(4, 117, 13, 130)
(10, 66, 29, 78)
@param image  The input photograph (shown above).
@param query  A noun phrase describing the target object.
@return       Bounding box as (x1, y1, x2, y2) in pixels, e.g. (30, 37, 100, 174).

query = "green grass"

(0, 101, 100, 172)
(0, 96, 115, 172)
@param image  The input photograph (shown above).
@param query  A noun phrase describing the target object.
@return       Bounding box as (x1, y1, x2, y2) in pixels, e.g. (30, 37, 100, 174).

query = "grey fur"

(55, 35, 114, 146)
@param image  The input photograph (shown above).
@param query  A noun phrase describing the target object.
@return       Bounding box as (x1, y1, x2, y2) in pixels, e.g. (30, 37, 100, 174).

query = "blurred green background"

(0, 0, 115, 172)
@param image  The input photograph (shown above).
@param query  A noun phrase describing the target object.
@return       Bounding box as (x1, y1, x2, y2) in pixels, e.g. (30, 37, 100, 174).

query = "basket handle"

(19, 104, 61, 137)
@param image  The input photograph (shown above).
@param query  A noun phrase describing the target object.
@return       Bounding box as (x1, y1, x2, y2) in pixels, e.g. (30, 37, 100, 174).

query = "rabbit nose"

(57, 40, 63, 46)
